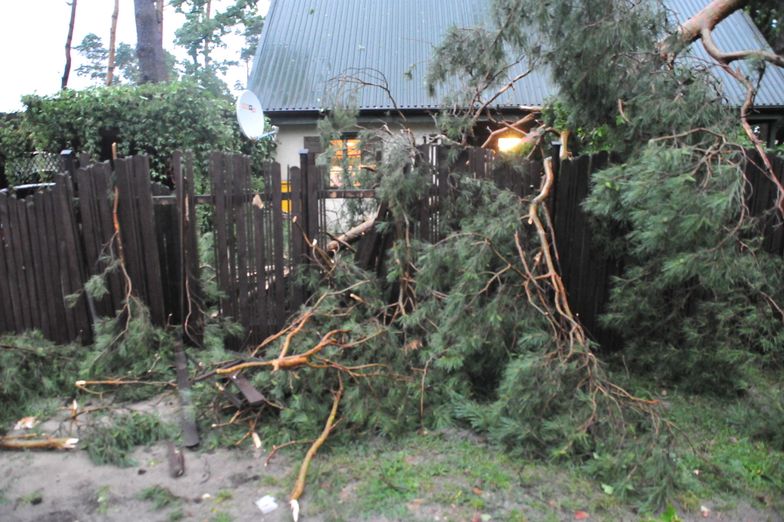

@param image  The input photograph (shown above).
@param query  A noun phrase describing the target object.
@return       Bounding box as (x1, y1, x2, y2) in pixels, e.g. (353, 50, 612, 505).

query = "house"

(247, 0, 784, 174)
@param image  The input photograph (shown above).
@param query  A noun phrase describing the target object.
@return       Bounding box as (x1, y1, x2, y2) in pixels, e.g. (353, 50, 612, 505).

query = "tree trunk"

(156, 0, 164, 36)
(134, 0, 168, 83)
(106, 0, 120, 86)
(61, 0, 78, 90)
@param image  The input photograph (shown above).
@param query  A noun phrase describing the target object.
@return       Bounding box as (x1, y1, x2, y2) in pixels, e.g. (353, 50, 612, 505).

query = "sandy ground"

(0, 394, 305, 522)
(1, 394, 781, 522)
(0, 442, 298, 522)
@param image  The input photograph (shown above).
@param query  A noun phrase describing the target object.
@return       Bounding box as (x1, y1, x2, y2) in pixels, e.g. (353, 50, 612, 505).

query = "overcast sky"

(0, 0, 270, 113)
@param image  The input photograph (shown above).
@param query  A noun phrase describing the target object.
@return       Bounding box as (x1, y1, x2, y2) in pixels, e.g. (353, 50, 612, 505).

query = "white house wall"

(271, 120, 440, 179)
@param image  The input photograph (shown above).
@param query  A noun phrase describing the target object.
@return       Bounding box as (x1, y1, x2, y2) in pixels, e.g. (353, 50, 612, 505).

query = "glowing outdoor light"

(497, 136, 524, 153)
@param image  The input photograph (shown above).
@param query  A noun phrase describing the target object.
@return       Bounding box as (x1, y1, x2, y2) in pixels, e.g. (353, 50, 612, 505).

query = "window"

(329, 137, 362, 187)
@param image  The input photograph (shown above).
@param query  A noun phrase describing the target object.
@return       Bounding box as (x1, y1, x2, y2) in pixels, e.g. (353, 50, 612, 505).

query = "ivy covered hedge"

(1, 81, 273, 184)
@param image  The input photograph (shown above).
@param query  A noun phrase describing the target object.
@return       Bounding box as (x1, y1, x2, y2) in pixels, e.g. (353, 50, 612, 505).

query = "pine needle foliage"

(0, 332, 79, 429)
(428, 0, 784, 393)
(84, 411, 175, 467)
(209, 139, 675, 505)
(586, 145, 784, 391)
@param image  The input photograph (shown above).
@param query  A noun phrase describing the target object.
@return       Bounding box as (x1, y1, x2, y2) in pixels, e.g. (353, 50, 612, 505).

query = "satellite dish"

(236, 90, 277, 140)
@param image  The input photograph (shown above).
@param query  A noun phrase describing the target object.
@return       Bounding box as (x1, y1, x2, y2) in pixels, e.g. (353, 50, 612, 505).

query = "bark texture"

(134, 0, 168, 83)
(106, 0, 120, 86)
(61, 0, 78, 90)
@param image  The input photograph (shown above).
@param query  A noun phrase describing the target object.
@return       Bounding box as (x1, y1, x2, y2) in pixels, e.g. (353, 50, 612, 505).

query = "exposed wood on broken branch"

(289, 377, 343, 520)
(0, 435, 79, 450)
(326, 207, 382, 252)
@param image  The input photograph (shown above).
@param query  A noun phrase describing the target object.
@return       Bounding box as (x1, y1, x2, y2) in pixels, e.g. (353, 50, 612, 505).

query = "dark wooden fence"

(0, 147, 782, 349)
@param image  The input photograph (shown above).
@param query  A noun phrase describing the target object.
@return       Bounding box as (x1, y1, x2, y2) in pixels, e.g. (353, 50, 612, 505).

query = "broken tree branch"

(480, 113, 539, 149)
(0, 435, 79, 450)
(215, 330, 348, 375)
(289, 376, 343, 519)
(326, 206, 382, 252)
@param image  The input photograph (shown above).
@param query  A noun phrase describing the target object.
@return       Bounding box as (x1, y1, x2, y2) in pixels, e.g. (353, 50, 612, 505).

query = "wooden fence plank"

(41, 189, 69, 342)
(132, 156, 165, 325)
(115, 158, 147, 309)
(211, 152, 231, 321)
(0, 195, 12, 332)
(8, 197, 33, 331)
(26, 196, 51, 339)
(253, 162, 272, 338)
(234, 155, 250, 330)
(153, 182, 179, 323)
(289, 165, 305, 310)
(305, 152, 320, 245)
(89, 163, 124, 314)
(53, 175, 90, 341)
(270, 162, 286, 328)
(0, 194, 24, 333)
(182, 152, 203, 340)
(173, 153, 203, 338)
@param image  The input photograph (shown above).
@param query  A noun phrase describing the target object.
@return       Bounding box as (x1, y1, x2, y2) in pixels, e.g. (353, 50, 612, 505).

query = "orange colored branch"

(289, 378, 343, 503)
(216, 330, 348, 375)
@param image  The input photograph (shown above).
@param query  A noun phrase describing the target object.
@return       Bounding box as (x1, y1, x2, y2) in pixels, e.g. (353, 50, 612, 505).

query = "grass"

(246, 382, 783, 522)
(288, 431, 627, 522)
(96, 485, 111, 515)
(665, 389, 784, 514)
(83, 411, 175, 467)
(19, 490, 43, 506)
(137, 485, 180, 510)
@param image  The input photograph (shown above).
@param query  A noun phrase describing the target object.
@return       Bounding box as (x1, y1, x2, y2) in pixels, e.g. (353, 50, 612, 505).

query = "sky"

(0, 0, 270, 113)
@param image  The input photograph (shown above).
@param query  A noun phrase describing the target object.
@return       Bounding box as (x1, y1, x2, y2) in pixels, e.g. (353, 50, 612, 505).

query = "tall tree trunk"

(61, 0, 78, 90)
(134, 0, 168, 83)
(106, 0, 120, 86)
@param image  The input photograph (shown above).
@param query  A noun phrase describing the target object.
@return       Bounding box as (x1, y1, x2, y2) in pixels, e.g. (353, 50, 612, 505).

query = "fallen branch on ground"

(215, 330, 348, 374)
(0, 434, 79, 450)
(289, 376, 343, 521)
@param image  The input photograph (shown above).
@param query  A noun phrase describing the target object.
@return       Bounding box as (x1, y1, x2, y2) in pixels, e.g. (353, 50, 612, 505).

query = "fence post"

(298, 149, 312, 244)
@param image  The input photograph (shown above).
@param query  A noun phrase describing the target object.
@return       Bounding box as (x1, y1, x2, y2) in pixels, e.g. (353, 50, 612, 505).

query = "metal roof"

(249, 0, 784, 114)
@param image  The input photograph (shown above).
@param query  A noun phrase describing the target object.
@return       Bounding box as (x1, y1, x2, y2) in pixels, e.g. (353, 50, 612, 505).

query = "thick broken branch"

(289, 377, 343, 520)
(480, 113, 539, 149)
(659, 0, 784, 213)
(0, 435, 79, 450)
(215, 330, 348, 374)
(326, 207, 381, 252)
(660, 0, 747, 57)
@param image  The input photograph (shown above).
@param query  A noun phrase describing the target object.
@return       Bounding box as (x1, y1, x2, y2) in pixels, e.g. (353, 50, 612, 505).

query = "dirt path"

(0, 442, 299, 522)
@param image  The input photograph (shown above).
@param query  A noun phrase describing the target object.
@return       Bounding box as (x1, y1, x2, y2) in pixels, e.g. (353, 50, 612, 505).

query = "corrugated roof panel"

(249, 0, 784, 113)
(249, 0, 552, 112)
